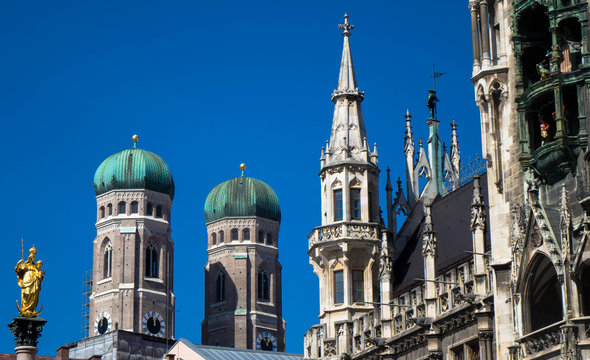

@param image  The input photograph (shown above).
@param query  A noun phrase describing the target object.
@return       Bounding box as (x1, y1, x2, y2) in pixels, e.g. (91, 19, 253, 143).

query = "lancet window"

(103, 240, 112, 279)
(145, 242, 159, 278)
(352, 270, 364, 303)
(334, 189, 343, 221)
(216, 270, 226, 302)
(334, 270, 344, 304)
(258, 269, 270, 301)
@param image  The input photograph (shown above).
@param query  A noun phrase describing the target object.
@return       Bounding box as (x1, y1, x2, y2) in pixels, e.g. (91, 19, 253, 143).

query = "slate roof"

(168, 338, 304, 360)
(391, 174, 490, 296)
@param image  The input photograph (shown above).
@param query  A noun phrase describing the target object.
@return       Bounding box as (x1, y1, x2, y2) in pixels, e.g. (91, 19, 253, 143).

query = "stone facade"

(470, 1, 590, 359)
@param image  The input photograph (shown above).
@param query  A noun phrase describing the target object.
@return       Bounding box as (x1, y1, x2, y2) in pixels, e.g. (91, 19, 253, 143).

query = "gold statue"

(15, 246, 45, 317)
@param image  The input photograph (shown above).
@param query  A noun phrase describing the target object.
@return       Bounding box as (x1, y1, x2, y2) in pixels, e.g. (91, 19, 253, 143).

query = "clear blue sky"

(0, 1, 481, 355)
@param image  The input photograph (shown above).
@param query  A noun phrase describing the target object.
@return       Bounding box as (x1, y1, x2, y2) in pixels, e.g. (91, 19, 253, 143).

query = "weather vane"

(430, 64, 446, 90)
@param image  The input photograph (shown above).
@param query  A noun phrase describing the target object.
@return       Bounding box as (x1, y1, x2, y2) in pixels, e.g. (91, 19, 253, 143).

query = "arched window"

(266, 233, 273, 246)
(231, 229, 239, 241)
(130, 201, 138, 214)
(107, 203, 112, 216)
(99, 206, 105, 219)
(145, 242, 159, 278)
(527, 255, 562, 332)
(216, 271, 226, 302)
(243, 229, 250, 241)
(118, 201, 126, 215)
(219, 231, 224, 243)
(146, 203, 153, 216)
(156, 205, 163, 218)
(211, 233, 217, 245)
(103, 241, 112, 279)
(258, 231, 264, 244)
(258, 269, 270, 301)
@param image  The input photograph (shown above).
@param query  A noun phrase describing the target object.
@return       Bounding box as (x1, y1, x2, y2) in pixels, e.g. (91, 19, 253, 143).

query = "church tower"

(89, 135, 175, 340)
(307, 14, 382, 357)
(202, 165, 285, 352)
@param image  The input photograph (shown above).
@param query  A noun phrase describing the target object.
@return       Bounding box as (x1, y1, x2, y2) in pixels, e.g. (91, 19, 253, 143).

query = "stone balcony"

(308, 222, 381, 250)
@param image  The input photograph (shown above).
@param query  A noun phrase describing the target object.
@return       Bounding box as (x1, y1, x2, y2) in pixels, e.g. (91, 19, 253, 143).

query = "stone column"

(479, 0, 491, 68)
(8, 317, 47, 360)
(478, 329, 494, 360)
(470, 1, 481, 72)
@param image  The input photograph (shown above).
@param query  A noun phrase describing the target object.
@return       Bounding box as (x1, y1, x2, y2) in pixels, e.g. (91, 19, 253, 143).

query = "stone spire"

(450, 119, 461, 175)
(404, 110, 417, 206)
(326, 13, 373, 167)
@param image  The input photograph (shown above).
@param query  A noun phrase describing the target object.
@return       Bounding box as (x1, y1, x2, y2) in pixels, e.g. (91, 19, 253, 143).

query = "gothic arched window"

(258, 269, 270, 301)
(219, 231, 224, 243)
(99, 206, 105, 219)
(103, 240, 112, 279)
(216, 271, 226, 302)
(211, 233, 217, 245)
(243, 229, 250, 241)
(231, 229, 239, 241)
(145, 242, 159, 278)
(527, 254, 562, 332)
(130, 201, 138, 214)
(107, 203, 112, 216)
(118, 201, 126, 215)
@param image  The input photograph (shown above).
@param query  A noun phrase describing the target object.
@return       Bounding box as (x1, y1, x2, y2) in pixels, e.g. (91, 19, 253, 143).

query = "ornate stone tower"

(307, 14, 383, 357)
(89, 136, 175, 340)
(202, 166, 285, 352)
(470, 1, 590, 359)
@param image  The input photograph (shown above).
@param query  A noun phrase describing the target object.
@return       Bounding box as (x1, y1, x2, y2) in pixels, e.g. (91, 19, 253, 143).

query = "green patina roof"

(93, 148, 174, 199)
(204, 176, 281, 223)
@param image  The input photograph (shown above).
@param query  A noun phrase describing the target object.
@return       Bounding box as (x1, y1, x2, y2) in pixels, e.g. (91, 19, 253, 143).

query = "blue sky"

(0, 1, 481, 355)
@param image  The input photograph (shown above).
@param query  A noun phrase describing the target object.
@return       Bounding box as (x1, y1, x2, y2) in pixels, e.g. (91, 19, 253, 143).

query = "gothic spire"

(326, 13, 372, 167)
(450, 119, 461, 174)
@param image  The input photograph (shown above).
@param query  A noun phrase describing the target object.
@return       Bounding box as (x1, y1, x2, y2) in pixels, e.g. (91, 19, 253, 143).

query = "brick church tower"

(202, 165, 285, 351)
(89, 135, 175, 340)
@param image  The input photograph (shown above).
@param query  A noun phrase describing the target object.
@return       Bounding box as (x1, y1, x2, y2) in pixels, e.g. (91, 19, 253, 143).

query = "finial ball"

(240, 163, 246, 171)
(132, 134, 139, 143)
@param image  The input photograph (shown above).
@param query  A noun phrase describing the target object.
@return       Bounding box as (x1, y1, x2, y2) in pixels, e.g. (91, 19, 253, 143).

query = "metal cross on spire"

(430, 63, 446, 90)
(338, 13, 355, 37)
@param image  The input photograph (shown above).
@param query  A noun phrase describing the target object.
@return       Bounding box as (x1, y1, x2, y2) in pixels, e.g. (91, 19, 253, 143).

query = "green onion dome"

(204, 176, 281, 223)
(93, 147, 174, 199)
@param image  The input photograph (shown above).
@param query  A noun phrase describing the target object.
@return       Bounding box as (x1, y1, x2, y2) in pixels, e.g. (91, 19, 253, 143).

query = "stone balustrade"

(308, 223, 381, 249)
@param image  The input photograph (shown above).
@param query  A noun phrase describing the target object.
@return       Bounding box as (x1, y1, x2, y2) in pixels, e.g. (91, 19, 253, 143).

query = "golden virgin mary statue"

(15, 246, 45, 317)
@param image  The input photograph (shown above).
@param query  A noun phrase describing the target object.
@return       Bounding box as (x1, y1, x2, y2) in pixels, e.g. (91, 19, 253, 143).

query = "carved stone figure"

(426, 90, 439, 119)
(15, 246, 45, 317)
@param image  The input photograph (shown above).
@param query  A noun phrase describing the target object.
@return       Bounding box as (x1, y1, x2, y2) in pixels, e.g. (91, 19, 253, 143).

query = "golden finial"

(132, 134, 139, 149)
(240, 163, 246, 176)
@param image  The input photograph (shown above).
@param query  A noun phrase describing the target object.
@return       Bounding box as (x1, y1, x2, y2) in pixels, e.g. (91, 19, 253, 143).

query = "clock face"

(256, 331, 276, 351)
(142, 311, 165, 337)
(94, 311, 111, 335)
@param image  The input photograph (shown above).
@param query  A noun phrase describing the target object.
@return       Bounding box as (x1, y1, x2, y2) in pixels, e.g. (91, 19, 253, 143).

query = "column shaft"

(479, 0, 491, 67)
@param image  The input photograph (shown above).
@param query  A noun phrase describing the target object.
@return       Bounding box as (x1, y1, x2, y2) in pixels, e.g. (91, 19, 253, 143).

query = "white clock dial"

(94, 311, 111, 335)
(142, 311, 165, 337)
(256, 331, 276, 351)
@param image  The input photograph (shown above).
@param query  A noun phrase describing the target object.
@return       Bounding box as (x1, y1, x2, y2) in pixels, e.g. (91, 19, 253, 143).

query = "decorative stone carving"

(8, 317, 47, 347)
(422, 207, 437, 256)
